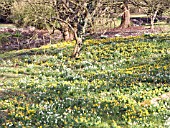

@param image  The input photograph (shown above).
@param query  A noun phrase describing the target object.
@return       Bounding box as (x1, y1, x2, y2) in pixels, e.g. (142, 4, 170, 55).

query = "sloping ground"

(0, 34, 170, 127)
(0, 28, 62, 51)
(1, 25, 169, 52)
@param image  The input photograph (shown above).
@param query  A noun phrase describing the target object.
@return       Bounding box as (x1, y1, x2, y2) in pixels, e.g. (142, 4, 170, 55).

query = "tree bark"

(61, 23, 75, 41)
(150, 17, 154, 30)
(150, 9, 159, 30)
(119, 1, 131, 29)
(72, 37, 83, 58)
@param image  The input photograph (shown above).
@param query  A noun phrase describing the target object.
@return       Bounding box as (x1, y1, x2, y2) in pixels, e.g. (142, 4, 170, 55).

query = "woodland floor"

(0, 25, 169, 52)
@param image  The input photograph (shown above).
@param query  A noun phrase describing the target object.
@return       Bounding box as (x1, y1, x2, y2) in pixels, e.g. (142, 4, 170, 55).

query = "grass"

(0, 34, 170, 127)
(0, 24, 16, 28)
(144, 22, 170, 33)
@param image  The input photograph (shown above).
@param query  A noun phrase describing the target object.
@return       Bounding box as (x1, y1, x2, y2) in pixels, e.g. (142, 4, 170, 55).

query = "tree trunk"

(150, 17, 154, 30)
(119, 1, 131, 29)
(72, 37, 83, 58)
(61, 23, 75, 41)
(69, 23, 77, 41)
(150, 9, 159, 30)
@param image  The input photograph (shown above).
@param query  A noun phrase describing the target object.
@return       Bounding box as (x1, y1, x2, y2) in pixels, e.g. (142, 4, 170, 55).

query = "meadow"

(0, 34, 170, 127)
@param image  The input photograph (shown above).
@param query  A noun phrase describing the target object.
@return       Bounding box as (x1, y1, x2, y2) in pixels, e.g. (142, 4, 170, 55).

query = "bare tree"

(16, 0, 111, 58)
(53, 0, 105, 57)
(130, 0, 170, 30)
(12, 0, 133, 57)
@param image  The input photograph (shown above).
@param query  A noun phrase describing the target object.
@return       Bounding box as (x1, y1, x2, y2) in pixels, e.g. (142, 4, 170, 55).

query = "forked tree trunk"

(119, 1, 131, 29)
(72, 37, 83, 58)
(60, 22, 83, 58)
(61, 23, 75, 41)
(71, 21, 86, 58)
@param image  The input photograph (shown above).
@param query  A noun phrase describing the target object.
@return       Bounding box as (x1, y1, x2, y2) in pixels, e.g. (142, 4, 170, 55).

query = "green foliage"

(0, 34, 170, 127)
(11, 0, 59, 29)
(0, 32, 10, 46)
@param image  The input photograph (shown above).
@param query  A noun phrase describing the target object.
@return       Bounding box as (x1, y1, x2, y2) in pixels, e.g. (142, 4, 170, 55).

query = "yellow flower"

(94, 104, 99, 107)
(28, 109, 36, 115)
(155, 65, 159, 69)
(74, 106, 77, 109)
(125, 71, 133, 74)
(18, 107, 25, 110)
(163, 66, 167, 70)
(75, 118, 78, 123)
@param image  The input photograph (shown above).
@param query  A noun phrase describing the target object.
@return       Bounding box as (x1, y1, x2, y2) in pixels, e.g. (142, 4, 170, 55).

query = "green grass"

(0, 34, 170, 127)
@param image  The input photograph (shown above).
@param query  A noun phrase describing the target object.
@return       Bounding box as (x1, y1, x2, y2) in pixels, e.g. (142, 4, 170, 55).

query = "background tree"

(12, 0, 111, 58)
(119, 0, 131, 29)
(130, 0, 170, 30)
(54, 0, 105, 57)
(0, 0, 13, 23)
(11, 0, 60, 30)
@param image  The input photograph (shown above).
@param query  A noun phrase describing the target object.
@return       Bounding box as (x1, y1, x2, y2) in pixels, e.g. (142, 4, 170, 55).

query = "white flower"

(165, 117, 170, 127)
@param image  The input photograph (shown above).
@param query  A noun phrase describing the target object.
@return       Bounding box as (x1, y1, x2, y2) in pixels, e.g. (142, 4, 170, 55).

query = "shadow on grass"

(0, 73, 22, 78)
(0, 46, 72, 60)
